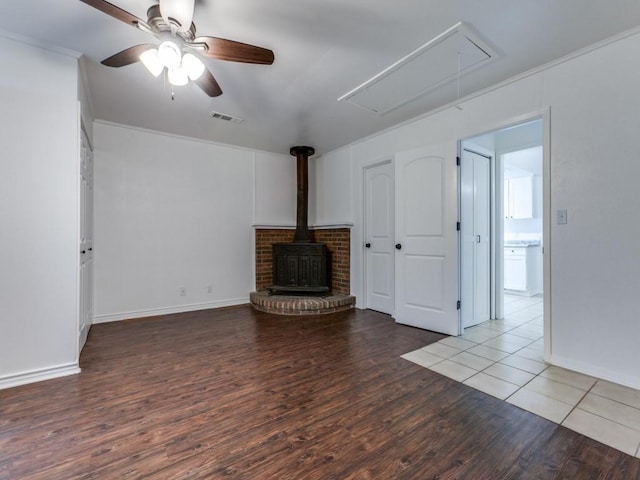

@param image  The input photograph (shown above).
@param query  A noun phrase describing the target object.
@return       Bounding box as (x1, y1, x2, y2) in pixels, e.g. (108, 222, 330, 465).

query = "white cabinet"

(504, 247, 527, 291)
(504, 176, 533, 219)
(504, 246, 541, 295)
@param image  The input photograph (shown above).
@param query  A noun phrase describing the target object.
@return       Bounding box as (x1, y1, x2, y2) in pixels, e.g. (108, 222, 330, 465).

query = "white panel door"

(79, 131, 94, 351)
(461, 150, 490, 328)
(365, 162, 395, 314)
(394, 143, 459, 335)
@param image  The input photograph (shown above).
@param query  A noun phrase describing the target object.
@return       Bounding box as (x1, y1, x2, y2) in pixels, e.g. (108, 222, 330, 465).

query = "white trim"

(93, 298, 249, 324)
(550, 354, 640, 392)
(310, 223, 354, 230)
(251, 151, 257, 291)
(0, 27, 82, 59)
(252, 223, 354, 229)
(75, 101, 82, 364)
(0, 363, 81, 391)
(252, 224, 296, 229)
(78, 56, 96, 137)
(251, 151, 257, 226)
(338, 22, 499, 116)
(79, 323, 90, 349)
(541, 108, 552, 364)
(94, 120, 269, 155)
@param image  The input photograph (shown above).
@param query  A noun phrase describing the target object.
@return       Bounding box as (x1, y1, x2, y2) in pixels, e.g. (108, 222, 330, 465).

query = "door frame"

(457, 107, 551, 360)
(78, 117, 94, 354)
(360, 157, 395, 312)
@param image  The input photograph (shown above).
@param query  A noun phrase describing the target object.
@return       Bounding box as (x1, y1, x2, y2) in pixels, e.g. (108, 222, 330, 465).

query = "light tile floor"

(401, 294, 640, 458)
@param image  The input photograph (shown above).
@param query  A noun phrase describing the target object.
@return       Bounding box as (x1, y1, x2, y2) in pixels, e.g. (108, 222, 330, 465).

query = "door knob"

(365, 243, 371, 248)
(476, 235, 481, 243)
(81, 250, 86, 254)
(395, 243, 402, 250)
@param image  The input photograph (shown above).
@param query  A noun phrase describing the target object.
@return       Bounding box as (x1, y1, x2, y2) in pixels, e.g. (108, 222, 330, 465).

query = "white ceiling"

(3, 0, 640, 155)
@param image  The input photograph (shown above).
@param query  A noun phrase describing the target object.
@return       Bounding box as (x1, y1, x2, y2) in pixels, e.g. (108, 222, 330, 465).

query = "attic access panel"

(338, 22, 498, 114)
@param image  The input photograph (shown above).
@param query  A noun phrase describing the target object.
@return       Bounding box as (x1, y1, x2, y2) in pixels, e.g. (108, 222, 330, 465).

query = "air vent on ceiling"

(210, 111, 244, 124)
(337, 22, 498, 115)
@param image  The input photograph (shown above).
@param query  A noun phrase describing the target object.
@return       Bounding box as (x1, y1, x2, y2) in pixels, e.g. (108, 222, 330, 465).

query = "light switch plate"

(557, 209, 567, 225)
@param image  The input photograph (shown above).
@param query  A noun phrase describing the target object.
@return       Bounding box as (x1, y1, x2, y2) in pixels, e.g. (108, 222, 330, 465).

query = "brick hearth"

(249, 291, 355, 316)
(252, 227, 354, 315)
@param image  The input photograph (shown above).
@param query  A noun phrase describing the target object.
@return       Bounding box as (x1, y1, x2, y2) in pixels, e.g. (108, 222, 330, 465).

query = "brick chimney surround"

(250, 146, 355, 315)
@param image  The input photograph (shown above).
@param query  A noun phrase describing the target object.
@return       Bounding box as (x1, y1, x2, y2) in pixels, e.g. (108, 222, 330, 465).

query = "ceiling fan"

(80, 0, 275, 97)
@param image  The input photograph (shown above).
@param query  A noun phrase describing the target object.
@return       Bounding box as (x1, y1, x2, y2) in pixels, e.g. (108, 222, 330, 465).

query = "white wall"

(310, 145, 353, 227)
(0, 36, 81, 387)
(317, 29, 640, 389)
(254, 151, 296, 226)
(93, 122, 293, 322)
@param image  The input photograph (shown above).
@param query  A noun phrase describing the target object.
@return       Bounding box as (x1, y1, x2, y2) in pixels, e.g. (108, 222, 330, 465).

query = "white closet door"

(473, 152, 491, 325)
(364, 161, 395, 314)
(79, 130, 94, 351)
(394, 143, 459, 335)
(461, 149, 490, 328)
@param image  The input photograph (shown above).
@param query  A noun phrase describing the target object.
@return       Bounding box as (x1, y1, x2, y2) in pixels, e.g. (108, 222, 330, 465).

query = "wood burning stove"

(269, 146, 330, 296)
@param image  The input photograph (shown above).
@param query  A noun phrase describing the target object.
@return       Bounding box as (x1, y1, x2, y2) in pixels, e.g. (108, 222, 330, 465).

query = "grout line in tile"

(589, 388, 640, 413)
(560, 380, 598, 428)
(572, 395, 640, 435)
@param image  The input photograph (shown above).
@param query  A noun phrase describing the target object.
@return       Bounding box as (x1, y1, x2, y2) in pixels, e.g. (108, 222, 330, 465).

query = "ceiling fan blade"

(102, 44, 156, 67)
(195, 67, 223, 97)
(193, 37, 274, 65)
(79, 0, 149, 30)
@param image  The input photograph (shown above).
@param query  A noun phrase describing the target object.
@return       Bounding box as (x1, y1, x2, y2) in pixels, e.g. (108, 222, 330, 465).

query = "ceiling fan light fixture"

(168, 65, 189, 86)
(159, 0, 195, 33)
(140, 49, 164, 77)
(158, 40, 182, 69)
(182, 53, 205, 80)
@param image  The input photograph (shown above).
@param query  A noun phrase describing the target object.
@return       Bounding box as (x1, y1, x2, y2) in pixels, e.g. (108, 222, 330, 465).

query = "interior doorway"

(460, 118, 544, 330)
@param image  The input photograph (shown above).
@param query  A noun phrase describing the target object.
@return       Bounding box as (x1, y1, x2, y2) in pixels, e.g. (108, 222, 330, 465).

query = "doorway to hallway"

(459, 118, 545, 330)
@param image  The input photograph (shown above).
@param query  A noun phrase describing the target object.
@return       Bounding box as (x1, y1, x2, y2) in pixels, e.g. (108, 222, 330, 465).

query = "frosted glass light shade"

(182, 53, 205, 80)
(168, 66, 189, 86)
(158, 41, 182, 69)
(159, 0, 195, 32)
(140, 49, 163, 77)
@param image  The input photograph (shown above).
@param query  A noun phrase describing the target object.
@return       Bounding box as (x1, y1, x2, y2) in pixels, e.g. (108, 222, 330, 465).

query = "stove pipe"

(290, 146, 315, 243)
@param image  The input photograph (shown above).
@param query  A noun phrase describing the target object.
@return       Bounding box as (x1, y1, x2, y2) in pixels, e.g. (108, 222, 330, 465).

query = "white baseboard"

(549, 354, 640, 391)
(0, 363, 81, 390)
(93, 297, 250, 324)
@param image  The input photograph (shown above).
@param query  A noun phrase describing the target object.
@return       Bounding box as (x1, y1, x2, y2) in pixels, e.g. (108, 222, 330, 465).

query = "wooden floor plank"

(1, 306, 639, 479)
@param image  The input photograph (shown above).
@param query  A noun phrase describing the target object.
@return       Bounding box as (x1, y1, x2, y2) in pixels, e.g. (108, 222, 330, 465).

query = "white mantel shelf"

(252, 224, 354, 230)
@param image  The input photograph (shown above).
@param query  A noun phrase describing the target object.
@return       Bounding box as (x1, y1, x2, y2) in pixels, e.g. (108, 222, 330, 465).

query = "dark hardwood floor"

(1, 306, 639, 479)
